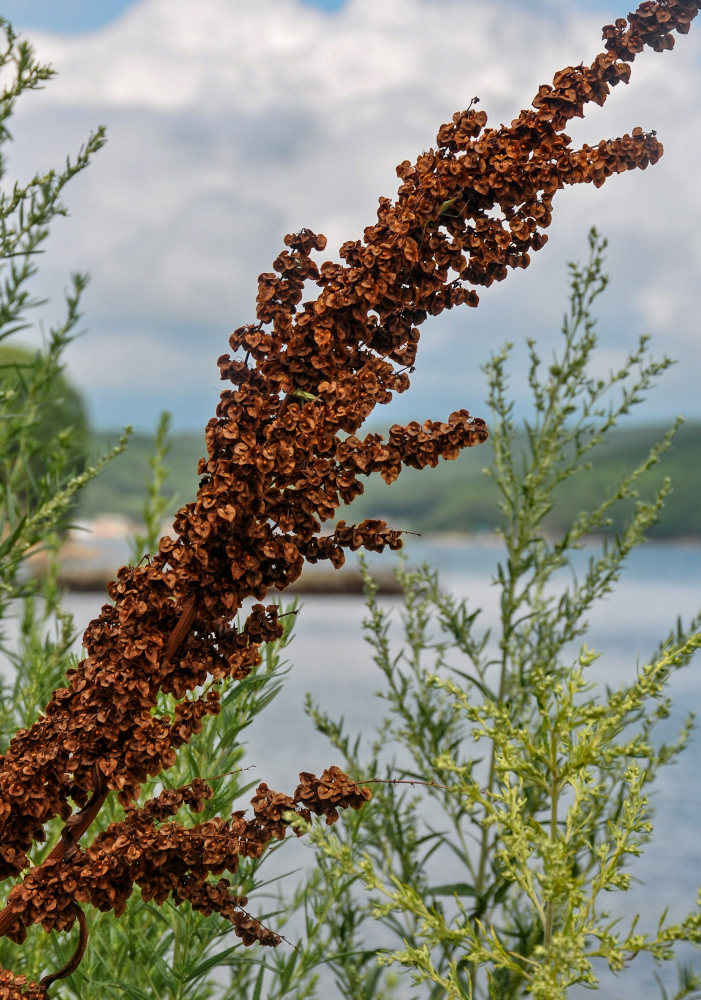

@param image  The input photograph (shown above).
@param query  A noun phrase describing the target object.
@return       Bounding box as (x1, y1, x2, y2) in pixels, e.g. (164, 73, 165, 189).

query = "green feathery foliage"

(272, 230, 701, 1000)
(0, 18, 125, 594)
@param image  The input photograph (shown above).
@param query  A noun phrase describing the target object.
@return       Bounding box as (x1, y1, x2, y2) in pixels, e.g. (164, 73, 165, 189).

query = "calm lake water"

(14, 538, 701, 997)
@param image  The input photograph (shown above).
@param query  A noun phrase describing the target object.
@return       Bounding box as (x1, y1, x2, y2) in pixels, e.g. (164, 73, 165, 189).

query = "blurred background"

(2, 0, 700, 535)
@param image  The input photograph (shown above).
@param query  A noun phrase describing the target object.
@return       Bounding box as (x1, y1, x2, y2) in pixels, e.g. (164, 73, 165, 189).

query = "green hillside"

(77, 430, 204, 521)
(77, 422, 701, 538)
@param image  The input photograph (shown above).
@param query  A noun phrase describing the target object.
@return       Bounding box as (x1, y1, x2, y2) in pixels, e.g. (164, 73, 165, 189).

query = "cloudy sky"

(3, 0, 701, 432)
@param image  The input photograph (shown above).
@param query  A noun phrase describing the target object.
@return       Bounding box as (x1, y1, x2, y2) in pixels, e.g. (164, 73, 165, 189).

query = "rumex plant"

(0, 1, 699, 994)
(2, 405, 305, 997)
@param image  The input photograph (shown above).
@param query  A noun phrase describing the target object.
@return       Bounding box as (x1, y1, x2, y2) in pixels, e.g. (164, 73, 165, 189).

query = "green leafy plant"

(0, 17, 125, 768)
(129, 410, 177, 564)
(270, 230, 701, 1000)
(0, 21, 124, 594)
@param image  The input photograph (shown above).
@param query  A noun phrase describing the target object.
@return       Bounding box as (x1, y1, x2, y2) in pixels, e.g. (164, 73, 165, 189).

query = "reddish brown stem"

(162, 593, 200, 665)
(39, 904, 88, 990)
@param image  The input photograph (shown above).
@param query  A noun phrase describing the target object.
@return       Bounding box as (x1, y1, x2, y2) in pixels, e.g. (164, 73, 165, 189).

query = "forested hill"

(78, 422, 701, 539)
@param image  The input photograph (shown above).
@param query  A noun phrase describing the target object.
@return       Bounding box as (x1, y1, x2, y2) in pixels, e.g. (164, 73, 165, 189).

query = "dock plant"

(0, 0, 699, 994)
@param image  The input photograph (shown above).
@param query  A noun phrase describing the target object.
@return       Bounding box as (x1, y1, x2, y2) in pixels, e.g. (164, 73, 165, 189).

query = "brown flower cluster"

(0, 0, 697, 991)
(1, 769, 368, 949)
(0, 973, 47, 1000)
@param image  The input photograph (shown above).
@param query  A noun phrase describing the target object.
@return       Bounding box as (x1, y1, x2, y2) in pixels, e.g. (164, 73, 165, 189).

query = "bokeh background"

(3, 0, 700, 431)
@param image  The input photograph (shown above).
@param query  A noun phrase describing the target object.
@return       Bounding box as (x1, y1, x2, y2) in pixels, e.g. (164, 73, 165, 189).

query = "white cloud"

(6, 0, 701, 429)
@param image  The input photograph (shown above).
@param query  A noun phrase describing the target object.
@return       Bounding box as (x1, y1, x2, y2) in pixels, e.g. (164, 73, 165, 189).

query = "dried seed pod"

(0, 0, 697, 977)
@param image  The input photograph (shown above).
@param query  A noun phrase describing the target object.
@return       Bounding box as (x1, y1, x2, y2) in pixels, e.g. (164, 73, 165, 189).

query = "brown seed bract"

(0, 1, 697, 991)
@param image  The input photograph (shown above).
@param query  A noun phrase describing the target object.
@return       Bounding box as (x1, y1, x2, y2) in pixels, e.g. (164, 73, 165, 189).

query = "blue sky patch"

(0, 0, 138, 34)
(1, 0, 347, 36)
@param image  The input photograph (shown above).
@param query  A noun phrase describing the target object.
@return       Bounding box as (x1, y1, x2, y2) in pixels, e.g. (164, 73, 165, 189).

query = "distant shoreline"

(26, 518, 700, 595)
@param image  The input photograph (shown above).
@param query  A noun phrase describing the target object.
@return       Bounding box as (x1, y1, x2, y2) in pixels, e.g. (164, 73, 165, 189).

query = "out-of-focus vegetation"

(77, 430, 203, 521)
(1, 343, 90, 527)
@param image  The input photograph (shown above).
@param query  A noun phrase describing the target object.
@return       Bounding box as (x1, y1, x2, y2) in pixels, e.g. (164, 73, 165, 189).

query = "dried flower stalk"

(0, 1, 698, 993)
